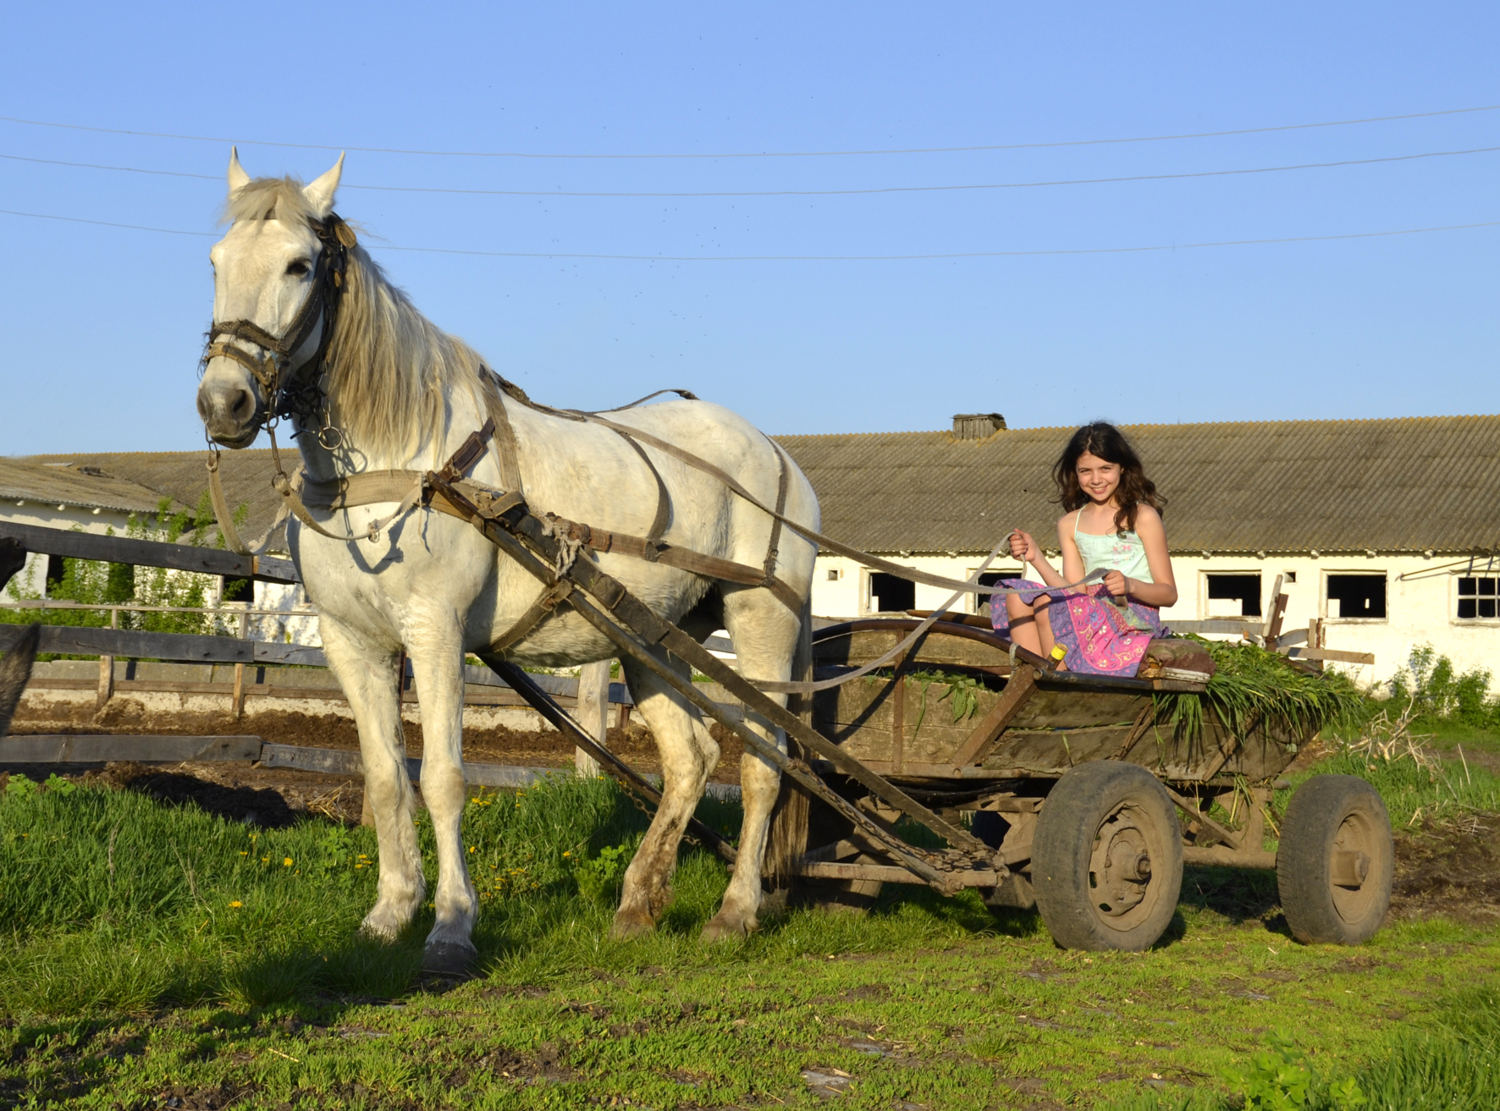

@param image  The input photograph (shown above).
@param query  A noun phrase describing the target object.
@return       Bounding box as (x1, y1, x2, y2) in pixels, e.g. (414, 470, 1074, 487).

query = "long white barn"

(774, 413, 1500, 692)
(7, 411, 1498, 691)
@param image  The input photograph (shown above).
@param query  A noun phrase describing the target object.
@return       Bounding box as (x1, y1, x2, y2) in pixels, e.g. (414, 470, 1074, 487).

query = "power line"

(2, 104, 1498, 159)
(4, 144, 1498, 199)
(2, 206, 1494, 260)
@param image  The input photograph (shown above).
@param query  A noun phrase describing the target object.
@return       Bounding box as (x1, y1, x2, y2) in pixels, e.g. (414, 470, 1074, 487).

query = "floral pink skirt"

(989, 580, 1169, 677)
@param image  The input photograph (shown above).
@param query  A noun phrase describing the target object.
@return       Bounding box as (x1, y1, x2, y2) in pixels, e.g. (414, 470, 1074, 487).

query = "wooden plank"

(1166, 618, 1264, 634)
(0, 624, 254, 663)
(1262, 574, 1289, 643)
(254, 642, 328, 667)
(794, 860, 1002, 887)
(1279, 646, 1375, 665)
(256, 744, 562, 788)
(0, 521, 299, 584)
(0, 735, 262, 763)
(949, 665, 1040, 769)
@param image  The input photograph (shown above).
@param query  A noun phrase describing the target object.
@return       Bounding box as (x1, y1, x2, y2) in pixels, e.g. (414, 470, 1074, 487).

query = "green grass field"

(1, 747, 1498, 1110)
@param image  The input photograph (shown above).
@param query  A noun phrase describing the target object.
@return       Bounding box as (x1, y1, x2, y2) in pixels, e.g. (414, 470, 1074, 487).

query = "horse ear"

(302, 153, 345, 217)
(227, 147, 250, 194)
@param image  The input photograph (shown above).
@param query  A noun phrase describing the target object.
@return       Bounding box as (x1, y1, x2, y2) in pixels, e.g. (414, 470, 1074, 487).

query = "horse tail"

(0, 624, 40, 738)
(764, 597, 814, 882)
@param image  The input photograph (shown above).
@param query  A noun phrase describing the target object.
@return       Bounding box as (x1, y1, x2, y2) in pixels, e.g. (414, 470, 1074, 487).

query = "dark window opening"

(222, 576, 253, 603)
(974, 570, 1022, 617)
(869, 572, 915, 613)
(45, 554, 65, 595)
(1206, 573, 1262, 617)
(1457, 576, 1498, 620)
(105, 562, 134, 604)
(1327, 574, 1386, 619)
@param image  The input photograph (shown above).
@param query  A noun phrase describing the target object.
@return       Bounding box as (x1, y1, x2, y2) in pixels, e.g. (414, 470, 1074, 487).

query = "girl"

(994, 422, 1177, 676)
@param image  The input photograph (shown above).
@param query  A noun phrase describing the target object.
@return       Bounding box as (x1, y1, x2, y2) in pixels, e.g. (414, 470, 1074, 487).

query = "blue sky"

(1, 2, 1496, 454)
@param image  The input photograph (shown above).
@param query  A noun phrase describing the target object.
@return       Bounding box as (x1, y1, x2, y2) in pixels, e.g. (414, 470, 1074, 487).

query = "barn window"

(1326, 573, 1386, 620)
(971, 569, 1023, 616)
(868, 572, 915, 613)
(45, 554, 65, 596)
(1205, 573, 1261, 618)
(1457, 576, 1498, 620)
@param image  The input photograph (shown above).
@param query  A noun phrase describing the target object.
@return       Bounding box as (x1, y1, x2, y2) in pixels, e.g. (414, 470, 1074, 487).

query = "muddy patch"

(1389, 812, 1500, 924)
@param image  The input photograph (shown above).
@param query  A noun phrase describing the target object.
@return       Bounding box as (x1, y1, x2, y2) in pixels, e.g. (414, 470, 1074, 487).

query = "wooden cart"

(788, 617, 1394, 951)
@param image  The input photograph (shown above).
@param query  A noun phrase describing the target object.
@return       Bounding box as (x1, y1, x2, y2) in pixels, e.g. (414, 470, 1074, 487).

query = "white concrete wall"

(0, 502, 133, 602)
(809, 549, 1500, 693)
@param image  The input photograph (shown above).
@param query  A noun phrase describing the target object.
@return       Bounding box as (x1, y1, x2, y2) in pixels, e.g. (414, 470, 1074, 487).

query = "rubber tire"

(1032, 761, 1184, 951)
(1277, 774, 1393, 945)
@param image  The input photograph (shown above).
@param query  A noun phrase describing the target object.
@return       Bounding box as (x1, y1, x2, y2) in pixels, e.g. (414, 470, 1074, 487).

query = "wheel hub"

(1091, 813, 1153, 917)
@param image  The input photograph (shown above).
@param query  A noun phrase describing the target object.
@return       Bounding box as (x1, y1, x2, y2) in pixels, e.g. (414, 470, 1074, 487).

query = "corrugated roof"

(17, 413, 1499, 556)
(22, 450, 283, 538)
(772, 414, 1500, 555)
(0, 458, 186, 516)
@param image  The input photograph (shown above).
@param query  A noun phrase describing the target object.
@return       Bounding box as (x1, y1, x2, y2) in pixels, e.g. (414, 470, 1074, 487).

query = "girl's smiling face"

(1075, 451, 1122, 505)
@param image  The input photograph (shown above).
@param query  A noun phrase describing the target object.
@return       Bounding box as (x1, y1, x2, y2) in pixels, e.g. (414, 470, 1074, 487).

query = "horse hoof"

(609, 913, 655, 940)
(700, 915, 751, 943)
(421, 940, 479, 980)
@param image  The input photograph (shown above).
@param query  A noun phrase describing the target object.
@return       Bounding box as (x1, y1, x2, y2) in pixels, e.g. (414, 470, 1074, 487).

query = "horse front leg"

(320, 618, 425, 941)
(407, 629, 480, 976)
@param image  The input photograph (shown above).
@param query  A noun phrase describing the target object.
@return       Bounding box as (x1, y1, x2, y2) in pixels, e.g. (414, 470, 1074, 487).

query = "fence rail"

(0, 521, 299, 584)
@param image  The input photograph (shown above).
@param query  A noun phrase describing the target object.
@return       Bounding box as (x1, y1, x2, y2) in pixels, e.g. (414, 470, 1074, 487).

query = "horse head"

(197, 148, 351, 448)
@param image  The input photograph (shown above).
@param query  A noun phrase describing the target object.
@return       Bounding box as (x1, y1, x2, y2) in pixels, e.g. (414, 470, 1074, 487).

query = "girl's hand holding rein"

(1009, 528, 1040, 565)
(1103, 570, 1130, 598)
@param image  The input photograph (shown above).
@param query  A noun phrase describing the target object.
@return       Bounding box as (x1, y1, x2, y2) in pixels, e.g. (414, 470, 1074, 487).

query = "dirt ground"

(10, 707, 747, 783)
(1388, 810, 1500, 925)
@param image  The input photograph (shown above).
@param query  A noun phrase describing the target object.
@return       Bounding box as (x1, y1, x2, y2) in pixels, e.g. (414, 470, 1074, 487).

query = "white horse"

(196, 151, 818, 974)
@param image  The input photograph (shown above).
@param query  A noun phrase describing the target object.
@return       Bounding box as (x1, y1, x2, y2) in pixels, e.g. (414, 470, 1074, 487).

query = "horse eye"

(285, 259, 312, 277)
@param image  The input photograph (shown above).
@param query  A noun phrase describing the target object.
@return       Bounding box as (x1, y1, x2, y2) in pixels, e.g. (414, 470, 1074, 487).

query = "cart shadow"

(1176, 864, 1292, 936)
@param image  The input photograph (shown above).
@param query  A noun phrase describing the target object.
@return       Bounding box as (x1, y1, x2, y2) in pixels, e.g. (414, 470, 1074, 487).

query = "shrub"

(1387, 645, 1497, 727)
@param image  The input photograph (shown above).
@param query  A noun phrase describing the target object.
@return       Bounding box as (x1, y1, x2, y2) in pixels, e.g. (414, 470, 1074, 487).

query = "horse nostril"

(230, 389, 254, 420)
(196, 392, 212, 422)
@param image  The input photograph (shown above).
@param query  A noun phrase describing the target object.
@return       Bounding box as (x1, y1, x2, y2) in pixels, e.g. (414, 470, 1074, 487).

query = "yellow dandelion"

(468, 846, 476, 853)
(283, 857, 293, 867)
(239, 851, 248, 856)
(261, 857, 270, 864)
(229, 901, 243, 908)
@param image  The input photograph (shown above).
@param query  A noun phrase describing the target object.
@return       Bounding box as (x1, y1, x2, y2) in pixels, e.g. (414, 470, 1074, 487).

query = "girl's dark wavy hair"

(1052, 422, 1165, 535)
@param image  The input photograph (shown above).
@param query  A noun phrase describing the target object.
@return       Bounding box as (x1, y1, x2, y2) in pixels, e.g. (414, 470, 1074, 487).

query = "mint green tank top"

(1073, 510, 1153, 583)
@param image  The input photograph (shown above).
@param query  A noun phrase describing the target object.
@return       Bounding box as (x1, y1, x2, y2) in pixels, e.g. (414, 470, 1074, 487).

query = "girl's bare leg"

(1006, 594, 1063, 663)
(1005, 593, 1046, 654)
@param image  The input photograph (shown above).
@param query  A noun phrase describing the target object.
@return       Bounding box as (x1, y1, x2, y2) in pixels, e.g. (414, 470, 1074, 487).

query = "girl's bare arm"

(1113, 506, 1178, 607)
(1058, 516, 1086, 586)
(1010, 528, 1067, 588)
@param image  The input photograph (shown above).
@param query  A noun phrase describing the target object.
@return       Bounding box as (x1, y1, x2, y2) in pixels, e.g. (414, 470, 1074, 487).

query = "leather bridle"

(202, 213, 357, 430)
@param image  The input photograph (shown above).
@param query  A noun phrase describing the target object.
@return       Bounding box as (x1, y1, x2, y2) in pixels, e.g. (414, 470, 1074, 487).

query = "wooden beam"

(948, 664, 1040, 770)
(0, 522, 299, 583)
(0, 624, 255, 663)
(1, 735, 262, 763)
(1278, 646, 1375, 665)
(1262, 574, 1288, 643)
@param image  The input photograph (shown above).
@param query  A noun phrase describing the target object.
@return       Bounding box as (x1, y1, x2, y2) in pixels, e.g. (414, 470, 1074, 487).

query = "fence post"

(231, 611, 248, 720)
(574, 660, 612, 778)
(96, 608, 116, 710)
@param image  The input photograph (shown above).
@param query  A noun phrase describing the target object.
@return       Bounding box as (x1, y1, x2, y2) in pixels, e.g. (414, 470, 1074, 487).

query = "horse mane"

(326, 247, 488, 458)
(225, 176, 490, 459)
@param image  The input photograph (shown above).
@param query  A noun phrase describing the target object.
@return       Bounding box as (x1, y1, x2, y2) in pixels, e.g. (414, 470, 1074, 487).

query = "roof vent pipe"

(952, 413, 1006, 440)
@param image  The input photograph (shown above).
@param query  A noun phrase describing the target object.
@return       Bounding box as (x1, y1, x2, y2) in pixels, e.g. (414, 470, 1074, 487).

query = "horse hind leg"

(611, 649, 719, 939)
(701, 586, 805, 941)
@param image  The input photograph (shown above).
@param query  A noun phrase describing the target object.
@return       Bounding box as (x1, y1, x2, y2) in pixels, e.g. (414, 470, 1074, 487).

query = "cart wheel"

(1277, 775, 1393, 945)
(1032, 762, 1184, 951)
